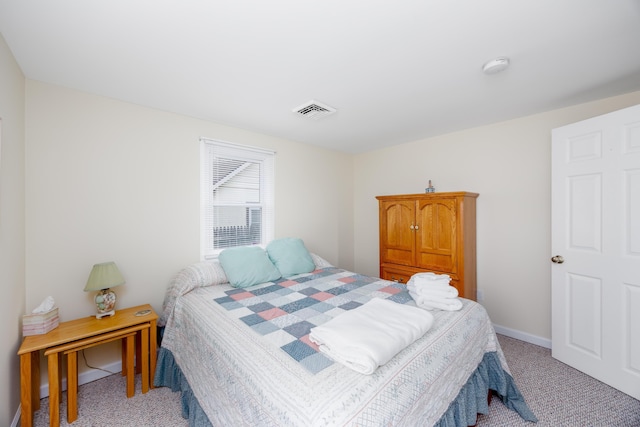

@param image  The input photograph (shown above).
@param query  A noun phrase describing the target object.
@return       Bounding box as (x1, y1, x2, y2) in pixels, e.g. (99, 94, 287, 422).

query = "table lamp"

(84, 262, 125, 319)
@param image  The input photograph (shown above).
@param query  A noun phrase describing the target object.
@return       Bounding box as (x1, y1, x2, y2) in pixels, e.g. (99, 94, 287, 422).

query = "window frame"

(200, 138, 275, 260)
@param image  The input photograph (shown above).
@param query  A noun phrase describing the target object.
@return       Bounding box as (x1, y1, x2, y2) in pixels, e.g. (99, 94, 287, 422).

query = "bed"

(154, 252, 536, 427)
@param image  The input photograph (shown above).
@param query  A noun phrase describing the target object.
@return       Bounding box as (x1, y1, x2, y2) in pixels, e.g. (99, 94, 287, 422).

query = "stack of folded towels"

(407, 272, 463, 311)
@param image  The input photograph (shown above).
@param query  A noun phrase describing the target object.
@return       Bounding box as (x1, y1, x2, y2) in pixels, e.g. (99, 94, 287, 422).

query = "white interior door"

(551, 104, 640, 400)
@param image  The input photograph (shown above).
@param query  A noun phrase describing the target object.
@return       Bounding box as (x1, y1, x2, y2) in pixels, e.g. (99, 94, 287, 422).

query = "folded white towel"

(410, 292, 463, 311)
(407, 283, 458, 299)
(309, 298, 434, 374)
(408, 272, 452, 290)
(412, 281, 451, 290)
(412, 272, 450, 281)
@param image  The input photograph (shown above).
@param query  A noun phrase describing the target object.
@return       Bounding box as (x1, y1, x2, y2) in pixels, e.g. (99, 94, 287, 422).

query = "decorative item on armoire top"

(425, 180, 435, 193)
(84, 261, 125, 319)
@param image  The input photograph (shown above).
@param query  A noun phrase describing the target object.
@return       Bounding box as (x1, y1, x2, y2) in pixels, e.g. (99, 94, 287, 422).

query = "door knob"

(551, 255, 564, 264)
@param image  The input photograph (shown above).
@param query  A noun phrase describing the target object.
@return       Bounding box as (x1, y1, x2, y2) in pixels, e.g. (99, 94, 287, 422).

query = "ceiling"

(1, 0, 640, 153)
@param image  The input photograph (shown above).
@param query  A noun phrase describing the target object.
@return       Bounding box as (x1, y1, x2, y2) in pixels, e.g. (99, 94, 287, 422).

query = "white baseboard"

(493, 323, 552, 349)
(12, 361, 123, 427)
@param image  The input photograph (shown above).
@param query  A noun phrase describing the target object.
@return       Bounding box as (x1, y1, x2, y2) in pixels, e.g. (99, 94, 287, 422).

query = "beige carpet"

(32, 334, 640, 426)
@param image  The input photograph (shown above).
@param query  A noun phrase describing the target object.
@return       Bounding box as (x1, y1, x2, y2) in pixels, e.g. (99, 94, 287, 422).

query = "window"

(200, 138, 275, 260)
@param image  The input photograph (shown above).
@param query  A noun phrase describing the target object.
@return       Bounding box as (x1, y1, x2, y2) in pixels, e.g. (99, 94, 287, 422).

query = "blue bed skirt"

(154, 348, 537, 426)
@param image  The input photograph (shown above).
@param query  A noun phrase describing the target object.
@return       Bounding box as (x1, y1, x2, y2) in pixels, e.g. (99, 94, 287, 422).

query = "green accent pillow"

(218, 246, 282, 288)
(266, 238, 316, 277)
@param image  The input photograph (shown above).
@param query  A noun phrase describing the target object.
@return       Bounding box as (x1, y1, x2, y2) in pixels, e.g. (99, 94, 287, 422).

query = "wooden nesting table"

(17, 304, 158, 427)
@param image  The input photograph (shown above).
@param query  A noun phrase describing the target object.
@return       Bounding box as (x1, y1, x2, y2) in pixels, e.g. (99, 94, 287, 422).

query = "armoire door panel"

(417, 252, 456, 272)
(383, 201, 414, 247)
(385, 249, 414, 266)
(434, 201, 456, 251)
(417, 200, 455, 248)
(416, 199, 456, 270)
(380, 200, 415, 265)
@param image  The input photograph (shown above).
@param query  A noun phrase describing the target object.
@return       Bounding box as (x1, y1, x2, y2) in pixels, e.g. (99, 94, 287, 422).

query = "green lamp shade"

(84, 262, 125, 292)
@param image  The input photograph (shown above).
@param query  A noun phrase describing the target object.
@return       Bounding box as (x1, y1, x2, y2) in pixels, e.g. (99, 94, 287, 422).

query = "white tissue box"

(23, 307, 59, 336)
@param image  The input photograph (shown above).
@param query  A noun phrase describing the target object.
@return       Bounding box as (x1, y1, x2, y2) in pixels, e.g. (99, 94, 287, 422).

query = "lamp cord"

(81, 349, 118, 375)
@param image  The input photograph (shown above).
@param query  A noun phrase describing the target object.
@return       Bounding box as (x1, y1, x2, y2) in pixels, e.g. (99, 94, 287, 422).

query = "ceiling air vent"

(292, 100, 336, 120)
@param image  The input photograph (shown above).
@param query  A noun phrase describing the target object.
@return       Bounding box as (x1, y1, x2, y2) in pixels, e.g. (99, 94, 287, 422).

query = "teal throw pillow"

(266, 238, 315, 277)
(218, 246, 281, 288)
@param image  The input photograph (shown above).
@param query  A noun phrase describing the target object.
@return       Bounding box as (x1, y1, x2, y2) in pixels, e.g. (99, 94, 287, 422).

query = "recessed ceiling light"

(482, 57, 510, 75)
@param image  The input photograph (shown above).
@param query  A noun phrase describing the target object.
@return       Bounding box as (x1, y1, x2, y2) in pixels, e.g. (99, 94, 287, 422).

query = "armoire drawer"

(380, 266, 413, 284)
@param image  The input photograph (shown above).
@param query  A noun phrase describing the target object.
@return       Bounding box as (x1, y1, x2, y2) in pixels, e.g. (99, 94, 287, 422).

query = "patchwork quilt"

(214, 267, 413, 374)
(159, 265, 508, 426)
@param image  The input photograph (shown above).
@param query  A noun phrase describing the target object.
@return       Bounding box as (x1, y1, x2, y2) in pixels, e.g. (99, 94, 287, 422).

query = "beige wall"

(353, 90, 640, 342)
(24, 81, 353, 380)
(0, 33, 26, 425)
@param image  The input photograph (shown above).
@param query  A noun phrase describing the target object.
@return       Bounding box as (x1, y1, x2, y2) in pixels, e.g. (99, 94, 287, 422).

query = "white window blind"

(200, 138, 275, 260)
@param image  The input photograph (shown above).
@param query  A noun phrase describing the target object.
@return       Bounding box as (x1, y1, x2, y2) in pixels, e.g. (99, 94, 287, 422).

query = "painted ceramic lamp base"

(95, 288, 117, 319)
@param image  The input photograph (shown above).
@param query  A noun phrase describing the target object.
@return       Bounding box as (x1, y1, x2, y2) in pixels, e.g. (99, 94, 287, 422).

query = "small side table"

(18, 304, 158, 427)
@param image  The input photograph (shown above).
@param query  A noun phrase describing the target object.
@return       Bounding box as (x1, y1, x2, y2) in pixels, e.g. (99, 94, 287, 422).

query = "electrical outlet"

(477, 290, 484, 302)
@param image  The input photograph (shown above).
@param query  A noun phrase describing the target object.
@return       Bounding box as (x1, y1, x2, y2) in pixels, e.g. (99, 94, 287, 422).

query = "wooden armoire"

(376, 192, 478, 300)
